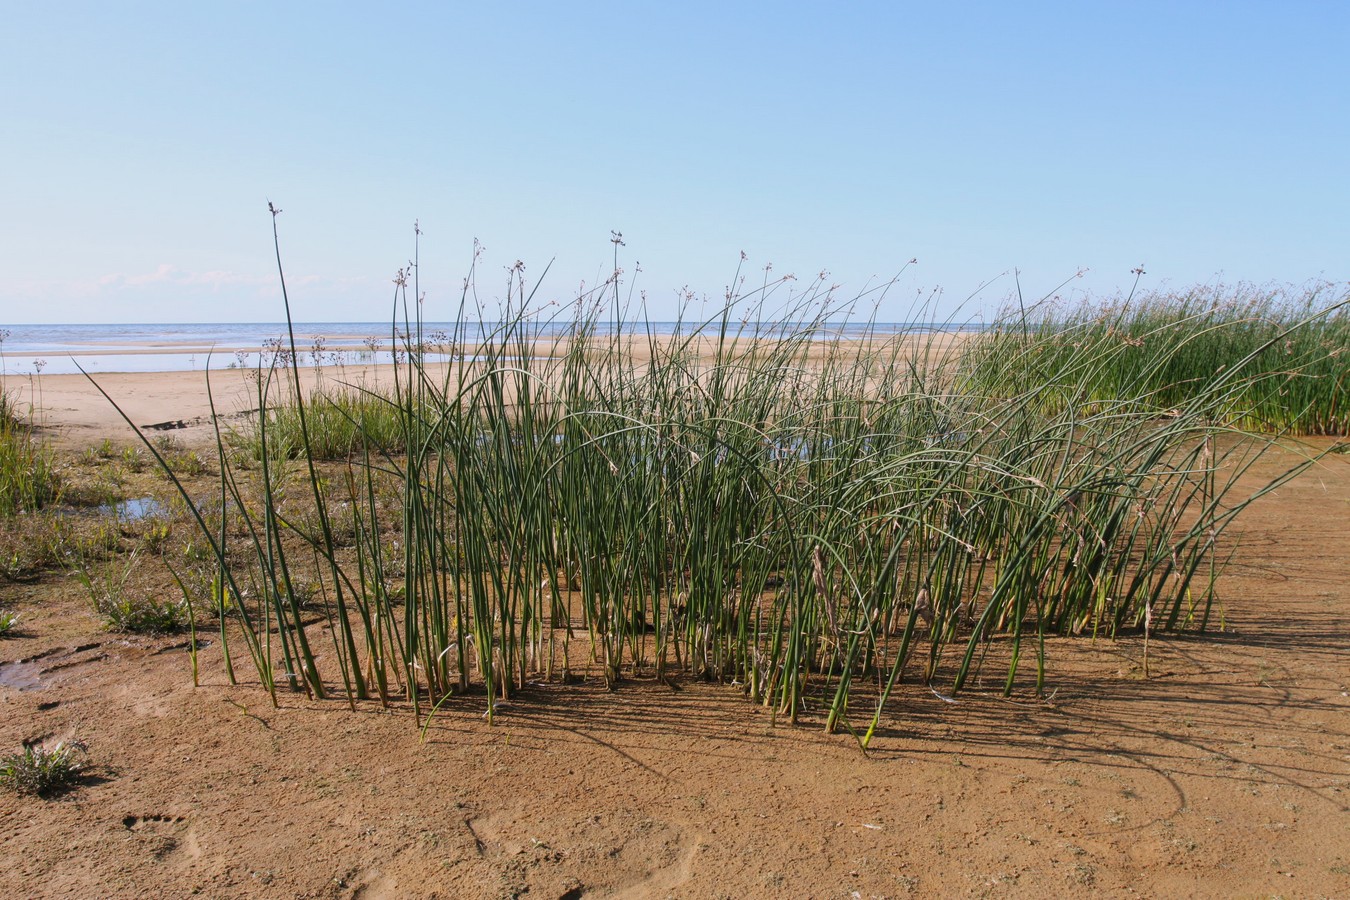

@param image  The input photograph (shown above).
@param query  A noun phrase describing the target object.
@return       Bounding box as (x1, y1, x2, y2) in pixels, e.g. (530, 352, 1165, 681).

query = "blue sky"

(2, 2, 1347, 324)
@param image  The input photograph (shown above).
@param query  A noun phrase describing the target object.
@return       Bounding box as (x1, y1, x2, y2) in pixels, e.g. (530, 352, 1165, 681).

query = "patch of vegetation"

(93, 591, 190, 634)
(152, 434, 210, 476)
(0, 412, 60, 516)
(166, 447, 209, 475)
(92, 214, 1341, 746)
(0, 609, 18, 636)
(119, 445, 149, 473)
(78, 438, 118, 467)
(234, 385, 415, 461)
(0, 511, 69, 581)
(75, 552, 189, 634)
(0, 741, 89, 797)
(0, 387, 20, 430)
(962, 281, 1350, 435)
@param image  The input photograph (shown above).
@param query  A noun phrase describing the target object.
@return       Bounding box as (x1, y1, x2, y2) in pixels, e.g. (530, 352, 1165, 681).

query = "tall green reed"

(961, 282, 1350, 435)
(89, 214, 1331, 749)
(0, 400, 59, 517)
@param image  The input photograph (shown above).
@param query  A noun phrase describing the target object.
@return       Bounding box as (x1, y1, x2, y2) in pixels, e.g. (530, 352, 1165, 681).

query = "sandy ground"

(10, 331, 968, 452)
(1, 371, 1348, 898)
(8, 363, 432, 451)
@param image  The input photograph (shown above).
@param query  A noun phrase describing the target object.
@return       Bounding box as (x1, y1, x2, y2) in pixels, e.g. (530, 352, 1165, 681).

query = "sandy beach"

(7, 2, 1345, 894)
(2, 333, 1348, 898)
(9, 363, 437, 449)
(7, 330, 970, 449)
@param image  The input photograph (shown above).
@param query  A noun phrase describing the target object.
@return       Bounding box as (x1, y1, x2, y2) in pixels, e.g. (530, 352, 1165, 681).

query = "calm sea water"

(0, 321, 977, 375)
(0, 323, 423, 375)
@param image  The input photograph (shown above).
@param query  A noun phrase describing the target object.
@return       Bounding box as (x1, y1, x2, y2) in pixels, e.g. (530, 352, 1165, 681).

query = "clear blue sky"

(2, 2, 1347, 324)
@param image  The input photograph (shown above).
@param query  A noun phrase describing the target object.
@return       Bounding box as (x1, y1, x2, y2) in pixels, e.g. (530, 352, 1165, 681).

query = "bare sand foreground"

(1, 368, 1348, 898)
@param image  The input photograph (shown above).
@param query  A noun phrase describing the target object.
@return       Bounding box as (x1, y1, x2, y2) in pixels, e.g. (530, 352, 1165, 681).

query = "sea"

(0, 321, 979, 376)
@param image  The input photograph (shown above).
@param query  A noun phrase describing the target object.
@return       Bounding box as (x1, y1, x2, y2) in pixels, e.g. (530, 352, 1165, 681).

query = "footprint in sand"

(122, 814, 200, 862)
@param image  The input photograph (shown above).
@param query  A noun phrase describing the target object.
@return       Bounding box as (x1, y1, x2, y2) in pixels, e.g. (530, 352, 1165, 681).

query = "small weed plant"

(153, 434, 209, 475)
(0, 741, 88, 797)
(93, 590, 190, 634)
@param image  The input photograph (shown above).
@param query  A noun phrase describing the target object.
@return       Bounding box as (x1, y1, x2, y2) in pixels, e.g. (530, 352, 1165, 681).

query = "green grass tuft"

(0, 741, 89, 797)
(0, 414, 61, 517)
(232, 385, 414, 461)
(75, 552, 190, 634)
(961, 282, 1350, 435)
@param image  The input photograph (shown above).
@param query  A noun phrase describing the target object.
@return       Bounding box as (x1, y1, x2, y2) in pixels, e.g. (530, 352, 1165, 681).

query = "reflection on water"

(98, 497, 167, 521)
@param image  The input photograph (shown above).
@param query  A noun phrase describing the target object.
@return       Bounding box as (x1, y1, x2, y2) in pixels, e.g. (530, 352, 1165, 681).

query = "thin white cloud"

(4, 266, 398, 321)
(10, 266, 373, 299)
(94, 264, 272, 291)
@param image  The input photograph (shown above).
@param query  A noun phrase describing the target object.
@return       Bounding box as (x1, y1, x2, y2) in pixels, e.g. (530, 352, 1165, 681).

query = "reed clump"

(234, 385, 418, 461)
(90, 221, 1337, 748)
(0, 399, 60, 517)
(962, 282, 1350, 435)
(1, 329, 59, 517)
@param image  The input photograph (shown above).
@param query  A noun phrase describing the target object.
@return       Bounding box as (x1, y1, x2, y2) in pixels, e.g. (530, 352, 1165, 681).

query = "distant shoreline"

(5, 329, 975, 448)
(0, 320, 984, 376)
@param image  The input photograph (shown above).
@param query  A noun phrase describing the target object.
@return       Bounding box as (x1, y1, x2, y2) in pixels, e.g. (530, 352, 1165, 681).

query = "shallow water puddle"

(0, 658, 47, 690)
(98, 496, 168, 520)
(60, 496, 170, 521)
(0, 643, 109, 691)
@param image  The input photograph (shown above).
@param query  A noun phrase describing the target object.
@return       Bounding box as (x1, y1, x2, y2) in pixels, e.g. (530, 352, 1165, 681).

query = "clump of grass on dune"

(962, 281, 1350, 435)
(0, 387, 21, 429)
(236, 385, 413, 461)
(0, 396, 60, 517)
(85, 211, 1331, 749)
